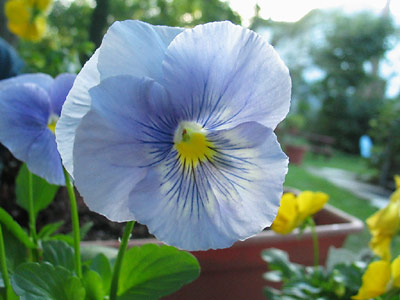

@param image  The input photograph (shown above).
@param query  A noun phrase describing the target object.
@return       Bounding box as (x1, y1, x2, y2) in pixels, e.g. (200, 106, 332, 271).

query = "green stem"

(0, 225, 11, 299)
(309, 218, 319, 267)
(63, 168, 82, 278)
(27, 170, 39, 261)
(109, 221, 135, 300)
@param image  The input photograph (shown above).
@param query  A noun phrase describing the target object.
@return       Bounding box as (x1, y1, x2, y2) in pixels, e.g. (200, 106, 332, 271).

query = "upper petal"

(97, 20, 183, 83)
(0, 73, 53, 92)
(162, 21, 291, 130)
(57, 20, 183, 177)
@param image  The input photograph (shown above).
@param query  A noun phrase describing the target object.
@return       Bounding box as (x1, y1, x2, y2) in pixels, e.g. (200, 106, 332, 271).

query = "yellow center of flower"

(174, 122, 215, 167)
(47, 114, 58, 134)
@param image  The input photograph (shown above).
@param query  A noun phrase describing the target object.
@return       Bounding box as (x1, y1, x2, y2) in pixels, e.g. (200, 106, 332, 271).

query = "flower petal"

(162, 21, 291, 130)
(49, 73, 76, 116)
(352, 260, 390, 299)
(72, 75, 173, 221)
(271, 193, 298, 234)
(97, 20, 183, 83)
(297, 191, 328, 222)
(27, 129, 64, 185)
(57, 21, 182, 178)
(0, 84, 62, 184)
(56, 49, 100, 176)
(0, 73, 53, 92)
(128, 121, 288, 250)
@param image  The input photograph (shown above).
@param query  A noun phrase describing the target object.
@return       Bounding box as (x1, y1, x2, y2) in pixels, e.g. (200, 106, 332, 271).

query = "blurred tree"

(369, 99, 400, 187)
(89, 0, 109, 48)
(311, 12, 395, 153)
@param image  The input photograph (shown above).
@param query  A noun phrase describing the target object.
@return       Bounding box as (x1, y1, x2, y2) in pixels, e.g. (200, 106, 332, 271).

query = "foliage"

(311, 12, 395, 153)
(262, 248, 367, 300)
(369, 98, 400, 187)
(0, 163, 200, 299)
(14, 0, 241, 74)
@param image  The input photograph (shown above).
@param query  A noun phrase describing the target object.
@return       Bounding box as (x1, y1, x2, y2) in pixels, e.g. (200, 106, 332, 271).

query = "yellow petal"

(369, 234, 392, 261)
(271, 193, 298, 234)
(391, 255, 400, 288)
(395, 175, 400, 190)
(352, 260, 390, 299)
(25, 16, 47, 41)
(367, 201, 400, 236)
(5, 0, 30, 23)
(297, 191, 329, 222)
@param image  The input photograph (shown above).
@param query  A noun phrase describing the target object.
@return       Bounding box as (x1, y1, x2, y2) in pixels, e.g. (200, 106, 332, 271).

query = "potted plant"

(82, 197, 364, 300)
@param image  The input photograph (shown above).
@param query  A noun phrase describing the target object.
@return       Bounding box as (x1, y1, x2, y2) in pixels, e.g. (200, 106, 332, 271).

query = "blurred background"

(0, 0, 399, 244)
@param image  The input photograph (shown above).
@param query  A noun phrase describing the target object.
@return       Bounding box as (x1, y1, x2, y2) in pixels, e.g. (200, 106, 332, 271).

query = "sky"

(226, 0, 398, 26)
(226, 0, 400, 98)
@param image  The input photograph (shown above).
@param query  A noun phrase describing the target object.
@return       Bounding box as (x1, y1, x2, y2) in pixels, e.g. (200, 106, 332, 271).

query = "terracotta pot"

(285, 145, 307, 165)
(82, 205, 364, 300)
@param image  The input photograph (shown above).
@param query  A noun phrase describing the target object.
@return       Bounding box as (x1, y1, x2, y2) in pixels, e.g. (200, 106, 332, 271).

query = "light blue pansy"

(56, 21, 291, 250)
(0, 73, 76, 185)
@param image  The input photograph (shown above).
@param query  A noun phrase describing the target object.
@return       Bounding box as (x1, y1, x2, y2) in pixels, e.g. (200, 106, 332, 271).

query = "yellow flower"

(271, 191, 329, 234)
(353, 256, 400, 299)
(5, 0, 52, 41)
(352, 260, 391, 299)
(367, 176, 400, 260)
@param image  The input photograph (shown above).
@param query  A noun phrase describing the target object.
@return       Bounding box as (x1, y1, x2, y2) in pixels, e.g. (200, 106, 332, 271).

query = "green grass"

(284, 164, 376, 221)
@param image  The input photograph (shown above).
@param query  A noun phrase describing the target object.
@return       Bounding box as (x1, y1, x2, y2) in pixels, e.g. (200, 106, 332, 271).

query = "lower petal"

(0, 84, 50, 162)
(129, 122, 288, 250)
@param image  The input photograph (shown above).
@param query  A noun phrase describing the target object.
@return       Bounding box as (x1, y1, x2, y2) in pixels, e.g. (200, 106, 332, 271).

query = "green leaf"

(15, 164, 59, 216)
(11, 262, 85, 300)
(38, 221, 64, 239)
(3, 226, 27, 272)
(261, 248, 302, 280)
(0, 207, 35, 249)
(79, 222, 93, 240)
(117, 244, 200, 300)
(42, 240, 75, 272)
(90, 254, 112, 293)
(82, 270, 104, 300)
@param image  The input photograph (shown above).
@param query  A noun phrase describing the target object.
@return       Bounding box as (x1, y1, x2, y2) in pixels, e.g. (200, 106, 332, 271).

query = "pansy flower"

(56, 21, 291, 250)
(367, 176, 400, 260)
(5, 0, 52, 41)
(0, 73, 75, 185)
(271, 191, 329, 234)
(352, 256, 400, 299)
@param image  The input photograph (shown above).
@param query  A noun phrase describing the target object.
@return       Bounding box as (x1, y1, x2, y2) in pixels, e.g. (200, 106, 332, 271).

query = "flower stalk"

(27, 170, 39, 261)
(110, 221, 135, 300)
(63, 167, 82, 278)
(0, 225, 11, 299)
(308, 217, 319, 267)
